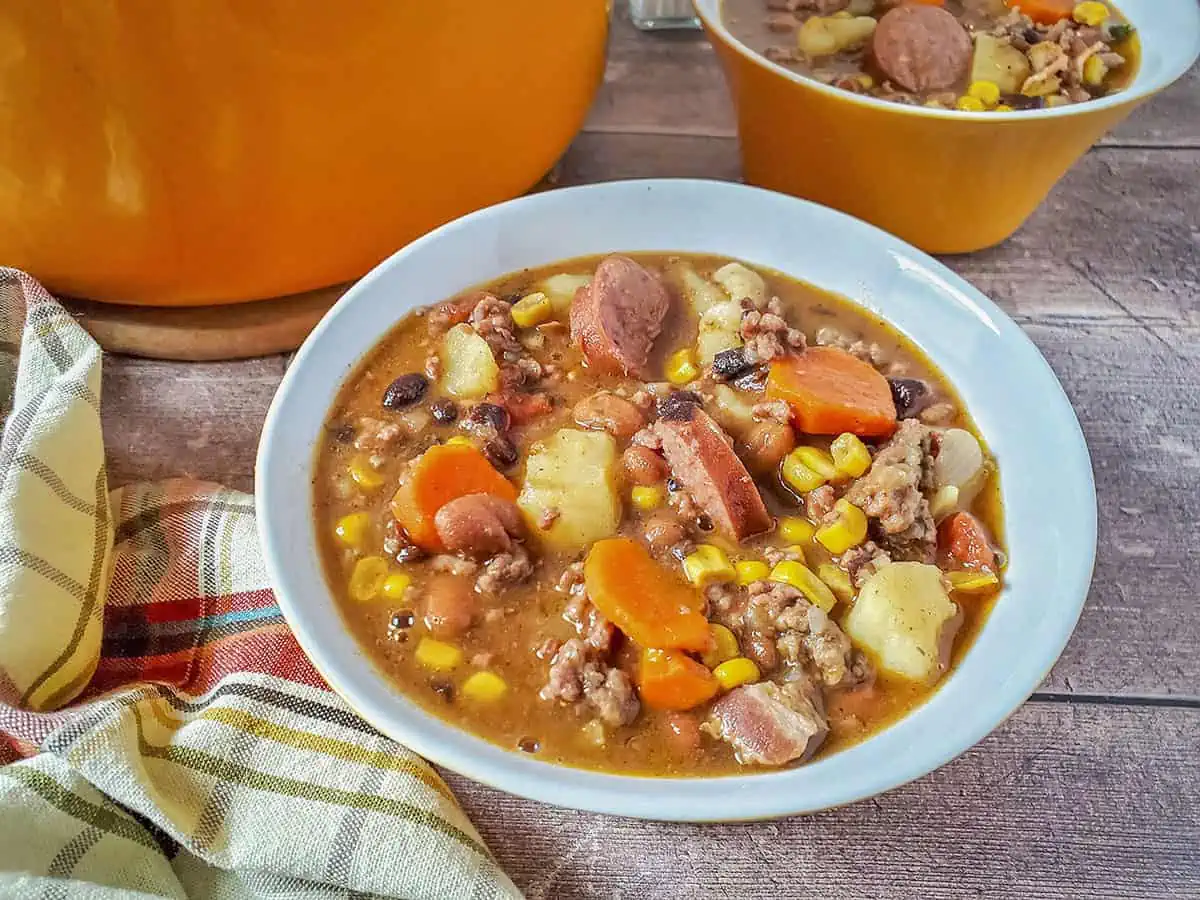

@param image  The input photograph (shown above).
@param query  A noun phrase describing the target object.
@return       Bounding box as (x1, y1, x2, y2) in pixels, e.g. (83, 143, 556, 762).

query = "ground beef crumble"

(845, 419, 937, 562)
(740, 297, 806, 364)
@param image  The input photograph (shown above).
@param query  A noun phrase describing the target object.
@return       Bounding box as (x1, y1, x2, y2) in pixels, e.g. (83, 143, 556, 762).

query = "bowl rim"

(693, 0, 1200, 122)
(256, 178, 1098, 822)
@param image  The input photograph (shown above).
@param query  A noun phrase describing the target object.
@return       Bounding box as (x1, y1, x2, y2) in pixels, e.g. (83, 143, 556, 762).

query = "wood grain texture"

(592, 3, 1200, 148)
(450, 702, 1199, 899)
(100, 141, 1200, 698)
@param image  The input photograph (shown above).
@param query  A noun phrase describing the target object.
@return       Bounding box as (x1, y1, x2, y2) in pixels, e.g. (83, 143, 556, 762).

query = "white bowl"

(256, 179, 1097, 822)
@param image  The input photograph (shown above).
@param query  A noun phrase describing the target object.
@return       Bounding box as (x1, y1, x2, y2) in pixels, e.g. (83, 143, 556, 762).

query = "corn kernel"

(511, 291, 554, 329)
(462, 670, 508, 702)
(683, 544, 736, 588)
(334, 512, 371, 550)
(830, 433, 871, 478)
(1073, 1, 1109, 26)
(713, 657, 761, 691)
(778, 516, 816, 545)
(348, 556, 389, 602)
(446, 435, 475, 448)
(782, 449, 829, 493)
(783, 543, 808, 565)
(381, 571, 412, 601)
(1045, 93, 1070, 107)
(929, 484, 960, 521)
(817, 563, 855, 603)
(415, 638, 463, 672)
(1083, 54, 1109, 86)
(666, 348, 700, 386)
(956, 95, 987, 112)
(769, 560, 837, 612)
(994, 104, 1014, 113)
(967, 80, 1001, 108)
(855, 74, 874, 90)
(793, 446, 839, 480)
(734, 559, 770, 586)
(348, 456, 385, 492)
(947, 570, 1002, 593)
(815, 499, 868, 555)
(702, 624, 741, 668)
(631, 485, 666, 511)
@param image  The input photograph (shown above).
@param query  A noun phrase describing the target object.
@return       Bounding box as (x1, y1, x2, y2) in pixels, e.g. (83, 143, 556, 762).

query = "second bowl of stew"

(695, 0, 1199, 253)
(256, 179, 1097, 820)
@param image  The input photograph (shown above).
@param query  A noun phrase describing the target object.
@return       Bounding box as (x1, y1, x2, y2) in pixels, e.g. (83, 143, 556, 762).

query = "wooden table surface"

(100, 6, 1199, 898)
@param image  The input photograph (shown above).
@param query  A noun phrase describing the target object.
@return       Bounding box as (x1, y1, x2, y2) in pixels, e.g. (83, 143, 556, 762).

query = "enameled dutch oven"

(0, 1, 610, 305)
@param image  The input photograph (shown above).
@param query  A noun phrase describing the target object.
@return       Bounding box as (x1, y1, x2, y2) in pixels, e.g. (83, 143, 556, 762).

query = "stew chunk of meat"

(571, 256, 671, 377)
(703, 680, 828, 766)
(654, 405, 772, 541)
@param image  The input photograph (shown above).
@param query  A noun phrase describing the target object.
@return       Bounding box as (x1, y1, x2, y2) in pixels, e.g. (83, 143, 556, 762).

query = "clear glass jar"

(629, 0, 700, 30)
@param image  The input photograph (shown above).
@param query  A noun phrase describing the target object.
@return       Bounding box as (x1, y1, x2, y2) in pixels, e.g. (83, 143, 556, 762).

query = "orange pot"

(0, 1, 610, 305)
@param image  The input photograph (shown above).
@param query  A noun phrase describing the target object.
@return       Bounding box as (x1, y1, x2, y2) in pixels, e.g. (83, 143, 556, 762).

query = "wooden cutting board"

(63, 282, 349, 361)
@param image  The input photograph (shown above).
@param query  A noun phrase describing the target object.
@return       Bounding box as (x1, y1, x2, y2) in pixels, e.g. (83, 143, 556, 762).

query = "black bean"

(657, 391, 701, 422)
(483, 436, 518, 469)
(888, 377, 932, 420)
(390, 610, 415, 630)
(430, 678, 455, 702)
(696, 514, 714, 532)
(429, 399, 459, 424)
(382, 373, 429, 410)
(666, 477, 681, 493)
(711, 348, 754, 381)
(467, 401, 510, 434)
(517, 736, 540, 754)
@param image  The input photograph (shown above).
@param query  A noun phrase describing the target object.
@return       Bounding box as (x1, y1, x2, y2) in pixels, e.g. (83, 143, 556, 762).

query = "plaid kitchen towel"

(0, 269, 521, 899)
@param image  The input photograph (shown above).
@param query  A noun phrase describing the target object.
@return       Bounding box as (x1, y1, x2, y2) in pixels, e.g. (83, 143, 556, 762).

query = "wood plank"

(590, 3, 1200, 148)
(98, 139, 1200, 697)
(101, 356, 286, 494)
(449, 702, 1199, 899)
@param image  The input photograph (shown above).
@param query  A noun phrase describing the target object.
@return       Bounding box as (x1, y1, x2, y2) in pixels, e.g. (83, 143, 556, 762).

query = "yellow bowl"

(0, 1, 610, 305)
(695, 0, 1199, 254)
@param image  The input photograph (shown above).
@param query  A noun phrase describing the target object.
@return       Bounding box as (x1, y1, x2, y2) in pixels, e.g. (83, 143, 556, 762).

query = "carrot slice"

(1005, 0, 1073, 24)
(584, 538, 711, 652)
(938, 512, 997, 571)
(390, 443, 517, 550)
(639, 649, 719, 711)
(766, 347, 897, 438)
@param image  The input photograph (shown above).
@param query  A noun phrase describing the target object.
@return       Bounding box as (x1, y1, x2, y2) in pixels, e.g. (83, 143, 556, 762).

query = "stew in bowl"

(256, 179, 1096, 819)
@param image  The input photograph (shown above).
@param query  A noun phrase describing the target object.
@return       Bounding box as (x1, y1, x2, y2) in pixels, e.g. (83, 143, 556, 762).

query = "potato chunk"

(712, 262, 766, 308)
(843, 562, 962, 682)
(669, 263, 727, 316)
(697, 299, 744, 366)
(970, 34, 1033, 95)
(518, 429, 620, 550)
(540, 273, 593, 314)
(440, 324, 498, 399)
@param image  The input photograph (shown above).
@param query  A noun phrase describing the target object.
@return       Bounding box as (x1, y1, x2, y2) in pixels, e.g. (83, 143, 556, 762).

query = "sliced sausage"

(870, 5, 971, 93)
(703, 681, 828, 766)
(570, 256, 671, 377)
(433, 493, 523, 560)
(654, 407, 772, 541)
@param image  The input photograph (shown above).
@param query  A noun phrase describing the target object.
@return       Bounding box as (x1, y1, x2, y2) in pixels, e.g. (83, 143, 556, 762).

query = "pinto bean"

(433, 493, 523, 560)
(743, 421, 797, 473)
(573, 392, 646, 440)
(623, 446, 669, 485)
(422, 574, 477, 638)
(644, 514, 687, 555)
